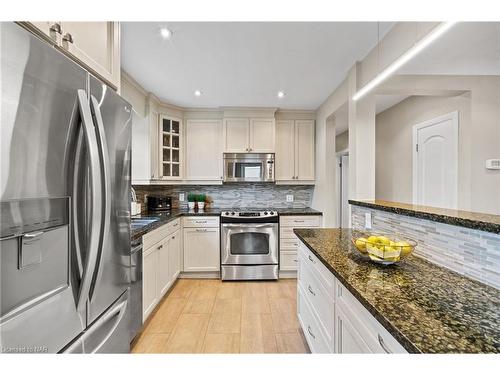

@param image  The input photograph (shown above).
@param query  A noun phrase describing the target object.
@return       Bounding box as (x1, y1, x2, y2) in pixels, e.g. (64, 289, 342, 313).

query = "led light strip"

(352, 22, 457, 101)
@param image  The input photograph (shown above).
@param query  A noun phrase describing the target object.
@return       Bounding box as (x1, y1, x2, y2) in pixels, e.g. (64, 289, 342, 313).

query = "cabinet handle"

(62, 32, 74, 44)
(378, 334, 392, 354)
(195, 220, 207, 224)
(157, 244, 163, 250)
(172, 236, 175, 239)
(308, 255, 316, 264)
(196, 229, 207, 232)
(307, 325, 316, 340)
(49, 22, 62, 34)
(294, 220, 305, 223)
(307, 285, 316, 296)
(293, 259, 298, 263)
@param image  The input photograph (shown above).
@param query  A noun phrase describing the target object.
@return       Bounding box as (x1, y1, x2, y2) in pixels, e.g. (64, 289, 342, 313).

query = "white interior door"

(413, 111, 458, 209)
(340, 155, 350, 228)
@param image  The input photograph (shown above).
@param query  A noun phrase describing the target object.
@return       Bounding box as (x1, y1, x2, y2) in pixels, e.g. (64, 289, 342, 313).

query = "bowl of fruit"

(351, 233, 417, 265)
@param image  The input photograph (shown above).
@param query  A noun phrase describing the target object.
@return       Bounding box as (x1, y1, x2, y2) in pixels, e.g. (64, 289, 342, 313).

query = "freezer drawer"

(63, 290, 130, 353)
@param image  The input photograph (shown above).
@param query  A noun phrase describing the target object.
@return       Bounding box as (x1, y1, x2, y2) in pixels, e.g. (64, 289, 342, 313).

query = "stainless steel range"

(221, 210, 279, 280)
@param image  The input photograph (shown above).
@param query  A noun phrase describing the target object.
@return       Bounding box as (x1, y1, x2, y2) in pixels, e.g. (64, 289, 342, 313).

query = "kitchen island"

(294, 228, 500, 353)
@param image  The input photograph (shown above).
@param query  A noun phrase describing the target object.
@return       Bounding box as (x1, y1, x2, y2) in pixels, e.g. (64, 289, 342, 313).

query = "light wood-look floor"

(131, 279, 310, 354)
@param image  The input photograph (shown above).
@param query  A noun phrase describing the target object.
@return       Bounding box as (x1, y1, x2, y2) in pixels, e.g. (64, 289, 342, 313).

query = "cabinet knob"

(62, 32, 73, 44)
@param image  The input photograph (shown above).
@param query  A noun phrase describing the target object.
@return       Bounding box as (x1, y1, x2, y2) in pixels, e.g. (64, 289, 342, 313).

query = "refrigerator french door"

(0, 22, 132, 353)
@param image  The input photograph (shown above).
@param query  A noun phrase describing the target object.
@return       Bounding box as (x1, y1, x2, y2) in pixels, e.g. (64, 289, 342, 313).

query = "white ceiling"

(121, 22, 394, 109)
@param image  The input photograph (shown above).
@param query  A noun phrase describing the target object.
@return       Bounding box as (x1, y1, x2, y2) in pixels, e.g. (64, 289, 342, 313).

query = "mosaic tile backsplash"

(133, 183, 314, 209)
(351, 205, 500, 289)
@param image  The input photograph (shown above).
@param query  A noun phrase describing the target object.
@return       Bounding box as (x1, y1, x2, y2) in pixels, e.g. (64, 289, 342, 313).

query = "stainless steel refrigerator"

(0, 22, 132, 353)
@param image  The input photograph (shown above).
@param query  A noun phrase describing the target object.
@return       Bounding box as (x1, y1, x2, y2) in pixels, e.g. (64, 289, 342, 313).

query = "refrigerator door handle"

(88, 95, 112, 301)
(72, 126, 85, 280)
(76, 89, 103, 315)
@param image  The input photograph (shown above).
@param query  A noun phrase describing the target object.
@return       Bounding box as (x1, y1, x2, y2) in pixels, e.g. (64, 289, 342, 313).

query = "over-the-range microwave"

(223, 153, 275, 182)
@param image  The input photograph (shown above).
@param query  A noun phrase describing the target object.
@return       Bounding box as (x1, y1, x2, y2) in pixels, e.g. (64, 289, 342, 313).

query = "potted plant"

(197, 193, 206, 210)
(187, 193, 196, 210)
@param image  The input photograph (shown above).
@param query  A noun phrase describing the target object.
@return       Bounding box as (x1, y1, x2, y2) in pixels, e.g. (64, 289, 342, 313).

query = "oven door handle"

(222, 223, 276, 229)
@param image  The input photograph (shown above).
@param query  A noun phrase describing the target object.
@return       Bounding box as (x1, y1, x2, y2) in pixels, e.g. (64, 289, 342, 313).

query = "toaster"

(147, 195, 172, 211)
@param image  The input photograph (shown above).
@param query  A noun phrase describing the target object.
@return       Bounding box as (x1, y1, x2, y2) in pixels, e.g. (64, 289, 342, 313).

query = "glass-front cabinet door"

(159, 115, 182, 179)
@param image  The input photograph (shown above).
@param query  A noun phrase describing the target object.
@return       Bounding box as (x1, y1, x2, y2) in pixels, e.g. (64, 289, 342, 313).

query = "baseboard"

(279, 270, 298, 279)
(179, 271, 220, 279)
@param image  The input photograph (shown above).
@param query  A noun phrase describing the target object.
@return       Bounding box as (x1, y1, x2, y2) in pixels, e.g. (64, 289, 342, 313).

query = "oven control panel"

(221, 210, 278, 218)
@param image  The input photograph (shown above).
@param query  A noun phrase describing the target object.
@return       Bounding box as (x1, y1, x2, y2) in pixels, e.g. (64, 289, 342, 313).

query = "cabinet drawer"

(297, 286, 331, 353)
(280, 215, 321, 228)
(336, 282, 407, 353)
(280, 227, 298, 239)
(183, 216, 220, 228)
(143, 223, 170, 250)
(298, 260, 335, 347)
(298, 243, 335, 299)
(280, 238, 300, 250)
(280, 251, 298, 271)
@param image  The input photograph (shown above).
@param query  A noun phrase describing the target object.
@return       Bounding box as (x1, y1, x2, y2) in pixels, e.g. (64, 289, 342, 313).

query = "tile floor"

(131, 278, 310, 353)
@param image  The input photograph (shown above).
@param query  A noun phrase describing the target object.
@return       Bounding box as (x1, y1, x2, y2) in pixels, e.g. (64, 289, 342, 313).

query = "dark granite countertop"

(293, 228, 500, 353)
(131, 207, 322, 240)
(349, 199, 500, 234)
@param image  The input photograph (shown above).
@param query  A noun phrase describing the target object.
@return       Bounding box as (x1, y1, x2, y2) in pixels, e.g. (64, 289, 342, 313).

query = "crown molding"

(275, 109, 316, 120)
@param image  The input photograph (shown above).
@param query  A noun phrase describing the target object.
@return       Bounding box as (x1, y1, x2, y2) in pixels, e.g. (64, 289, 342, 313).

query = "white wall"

(376, 75, 500, 214)
(376, 93, 470, 206)
(335, 131, 349, 153)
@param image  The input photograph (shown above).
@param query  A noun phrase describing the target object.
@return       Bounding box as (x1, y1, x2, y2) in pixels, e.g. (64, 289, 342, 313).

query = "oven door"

(221, 223, 278, 265)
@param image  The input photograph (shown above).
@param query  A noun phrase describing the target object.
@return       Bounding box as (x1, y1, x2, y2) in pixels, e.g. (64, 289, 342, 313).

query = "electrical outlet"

(365, 212, 372, 230)
(179, 193, 185, 202)
(286, 194, 294, 203)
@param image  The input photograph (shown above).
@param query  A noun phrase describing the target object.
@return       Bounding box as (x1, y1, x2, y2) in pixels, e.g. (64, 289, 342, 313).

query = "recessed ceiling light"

(277, 91, 285, 98)
(194, 90, 202, 97)
(160, 27, 173, 39)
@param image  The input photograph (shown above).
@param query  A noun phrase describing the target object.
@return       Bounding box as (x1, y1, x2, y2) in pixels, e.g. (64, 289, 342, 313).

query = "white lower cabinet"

(142, 246, 158, 321)
(297, 242, 408, 354)
(168, 230, 182, 281)
(142, 219, 181, 322)
(183, 228, 220, 272)
(279, 215, 321, 274)
(156, 237, 171, 297)
(336, 304, 373, 353)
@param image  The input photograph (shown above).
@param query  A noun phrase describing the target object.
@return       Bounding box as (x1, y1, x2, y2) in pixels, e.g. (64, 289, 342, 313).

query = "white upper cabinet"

(159, 115, 183, 180)
(131, 111, 152, 183)
(275, 119, 315, 183)
(275, 120, 295, 180)
(25, 22, 121, 90)
(223, 118, 275, 153)
(185, 119, 223, 182)
(223, 118, 250, 152)
(249, 119, 275, 152)
(295, 120, 315, 181)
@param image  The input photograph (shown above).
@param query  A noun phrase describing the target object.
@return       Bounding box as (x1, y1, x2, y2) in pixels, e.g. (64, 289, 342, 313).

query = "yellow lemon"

(355, 238, 367, 253)
(377, 236, 391, 245)
(367, 236, 379, 244)
(396, 241, 413, 256)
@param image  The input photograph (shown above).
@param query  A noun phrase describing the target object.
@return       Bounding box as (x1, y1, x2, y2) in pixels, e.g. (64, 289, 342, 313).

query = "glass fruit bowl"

(351, 233, 417, 265)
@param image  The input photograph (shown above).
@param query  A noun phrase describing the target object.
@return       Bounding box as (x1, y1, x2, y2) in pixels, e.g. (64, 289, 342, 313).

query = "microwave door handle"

(76, 89, 103, 314)
(87, 95, 112, 301)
